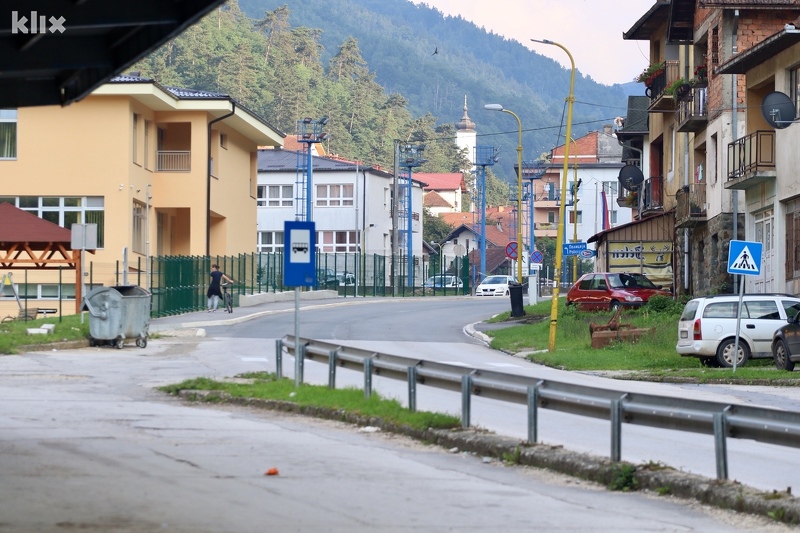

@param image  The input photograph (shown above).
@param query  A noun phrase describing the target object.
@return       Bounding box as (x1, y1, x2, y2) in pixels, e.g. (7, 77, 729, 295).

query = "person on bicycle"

(207, 264, 234, 312)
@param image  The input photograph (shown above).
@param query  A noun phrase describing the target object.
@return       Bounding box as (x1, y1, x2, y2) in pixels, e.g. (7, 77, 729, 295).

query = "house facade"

(256, 148, 424, 275)
(0, 75, 283, 302)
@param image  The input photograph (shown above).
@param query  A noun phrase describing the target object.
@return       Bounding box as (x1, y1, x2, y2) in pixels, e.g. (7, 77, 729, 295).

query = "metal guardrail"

(277, 336, 800, 481)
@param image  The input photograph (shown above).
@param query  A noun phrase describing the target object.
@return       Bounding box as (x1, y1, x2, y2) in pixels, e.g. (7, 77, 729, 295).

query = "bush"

(646, 294, 683, 314)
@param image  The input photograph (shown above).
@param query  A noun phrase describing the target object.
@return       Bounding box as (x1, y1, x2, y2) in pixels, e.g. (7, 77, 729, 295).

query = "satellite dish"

(618, 164, 644, 191)
(761, 91, 796, 129)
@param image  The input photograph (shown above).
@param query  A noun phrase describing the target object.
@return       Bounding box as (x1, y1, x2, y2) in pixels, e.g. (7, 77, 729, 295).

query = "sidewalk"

(148, 292, 354, 334)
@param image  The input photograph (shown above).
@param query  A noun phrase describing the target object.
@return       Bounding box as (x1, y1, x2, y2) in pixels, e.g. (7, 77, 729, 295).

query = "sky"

(410, 0, 656, 86)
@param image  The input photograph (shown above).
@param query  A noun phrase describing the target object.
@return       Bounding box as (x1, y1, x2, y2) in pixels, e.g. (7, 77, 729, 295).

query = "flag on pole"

(600, 190, 610, 230)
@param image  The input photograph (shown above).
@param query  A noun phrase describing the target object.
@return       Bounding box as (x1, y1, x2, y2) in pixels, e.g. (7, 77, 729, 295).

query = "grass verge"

(0, 314, 90, 354)
(485, 298, 800, 384)
(159, 372, 461, 431)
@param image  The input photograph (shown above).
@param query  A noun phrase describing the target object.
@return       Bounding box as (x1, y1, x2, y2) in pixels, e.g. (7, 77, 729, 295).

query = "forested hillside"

(134, 0, 633, 185)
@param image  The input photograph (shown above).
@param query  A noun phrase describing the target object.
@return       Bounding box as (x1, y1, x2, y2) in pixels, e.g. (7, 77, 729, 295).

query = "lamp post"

(475, 145, 499, 281)
(296, 116, 329, 222)
(531, 38, 576, 352)
(484, 104, 524, 284)
(398, 142, 426, 288)
(431, 241, 448, 277)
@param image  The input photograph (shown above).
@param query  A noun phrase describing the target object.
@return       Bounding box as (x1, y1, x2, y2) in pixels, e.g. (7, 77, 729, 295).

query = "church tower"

(455, 95, 476, 173)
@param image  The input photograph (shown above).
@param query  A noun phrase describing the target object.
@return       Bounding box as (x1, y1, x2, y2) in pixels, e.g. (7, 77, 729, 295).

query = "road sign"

(505, 241, 518, 260)
(531, 250, 543, 264)
(283, 220, 316, 286)
(579, 248, 596, 258)
(727, 240, 762, 276)
(562, 242, 587, 256)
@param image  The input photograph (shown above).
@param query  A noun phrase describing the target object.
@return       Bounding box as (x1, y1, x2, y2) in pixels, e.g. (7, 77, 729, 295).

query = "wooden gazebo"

(0, 203, 84, 312)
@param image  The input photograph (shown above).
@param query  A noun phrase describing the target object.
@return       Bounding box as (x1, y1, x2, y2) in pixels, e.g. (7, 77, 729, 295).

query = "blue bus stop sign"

(283, 220, 316, 286)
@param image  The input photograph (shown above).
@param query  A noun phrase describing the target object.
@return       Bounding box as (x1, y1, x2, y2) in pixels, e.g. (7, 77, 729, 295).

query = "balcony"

(536, 189, 561, 208)
(676, 85, 708, 133)
(534, 222, 557, 237)
(725, 131, 776, 190)
(640, 176, 664, 216)
(617, 190, 638, 209)
(675, 184, 707, 228)
(157, 150, 191, 172)
(646, 60, 680, 113)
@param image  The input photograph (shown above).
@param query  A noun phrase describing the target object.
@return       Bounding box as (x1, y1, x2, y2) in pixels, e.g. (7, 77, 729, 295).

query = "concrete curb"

(178, 389, 800, 526)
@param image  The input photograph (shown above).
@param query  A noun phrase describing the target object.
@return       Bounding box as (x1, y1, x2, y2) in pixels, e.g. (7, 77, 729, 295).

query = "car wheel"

(609, 300, 620, 311)
(715, 338, 749, 368)
(773, 339, 796, 371)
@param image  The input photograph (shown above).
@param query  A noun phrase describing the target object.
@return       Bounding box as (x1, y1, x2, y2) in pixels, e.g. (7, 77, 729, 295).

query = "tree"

(422, 207, 453, 245)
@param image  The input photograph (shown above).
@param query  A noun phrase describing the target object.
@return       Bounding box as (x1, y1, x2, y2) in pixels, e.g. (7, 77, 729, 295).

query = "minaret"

(455, 95, 476, 173)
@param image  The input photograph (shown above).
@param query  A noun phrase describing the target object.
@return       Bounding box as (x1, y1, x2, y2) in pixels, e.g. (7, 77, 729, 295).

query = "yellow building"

(0, 75, 283, 314)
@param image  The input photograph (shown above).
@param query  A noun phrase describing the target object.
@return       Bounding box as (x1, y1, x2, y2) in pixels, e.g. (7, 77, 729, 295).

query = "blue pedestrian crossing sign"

(727, 240, 762, 276)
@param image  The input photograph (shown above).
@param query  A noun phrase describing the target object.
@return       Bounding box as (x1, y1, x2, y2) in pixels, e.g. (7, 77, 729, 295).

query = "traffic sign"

(505, 241, 518, 260)
(283, 220, 316, 286)
(727, 240, 762, 276)
(562, 242, 587, 256)
(579, 248, 596, 258)
(531, 250, 543, 264)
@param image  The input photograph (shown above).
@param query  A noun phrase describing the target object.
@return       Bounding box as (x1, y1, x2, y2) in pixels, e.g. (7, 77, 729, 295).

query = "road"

(0, 296, 795, 532)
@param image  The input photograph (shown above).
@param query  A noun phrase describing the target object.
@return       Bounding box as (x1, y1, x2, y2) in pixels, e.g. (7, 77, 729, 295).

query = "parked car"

(317, 268, 338, 287)
(677, 294, 800, 368)
(423, 275, 463, 289)
(772, 309, 800, 371)
(475, 275, 517, 296)
(565, 272, 670, 311)
(336, 272, 355, 287)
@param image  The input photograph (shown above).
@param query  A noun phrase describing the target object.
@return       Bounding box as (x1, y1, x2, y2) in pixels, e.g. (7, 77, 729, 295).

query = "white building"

(256, 148, 424, 259)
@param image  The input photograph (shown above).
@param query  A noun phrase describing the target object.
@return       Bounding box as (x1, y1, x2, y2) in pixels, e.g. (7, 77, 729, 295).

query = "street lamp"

(431, 241, 449, 276)
(483, 104, 524, 284)
(531, 38, 576, 352)
(296, 116, 329, 222)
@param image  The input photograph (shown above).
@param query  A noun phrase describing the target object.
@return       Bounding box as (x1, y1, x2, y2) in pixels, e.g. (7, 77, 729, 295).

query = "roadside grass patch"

(0, 314, 89, 354)
(160, 374, 461, 431)
(485, 300, 800, 382)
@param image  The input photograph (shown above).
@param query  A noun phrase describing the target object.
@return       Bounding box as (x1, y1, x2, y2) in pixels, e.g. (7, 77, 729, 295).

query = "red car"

(566, 272, 670, 311)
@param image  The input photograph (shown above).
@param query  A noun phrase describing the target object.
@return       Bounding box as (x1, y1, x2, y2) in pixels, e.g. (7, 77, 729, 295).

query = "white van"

(676, 294, 800, 367)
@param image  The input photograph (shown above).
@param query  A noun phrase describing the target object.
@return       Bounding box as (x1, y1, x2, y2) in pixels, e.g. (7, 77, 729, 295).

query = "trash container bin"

(509, 282, 525, 318)
(82, 285, 151, 349)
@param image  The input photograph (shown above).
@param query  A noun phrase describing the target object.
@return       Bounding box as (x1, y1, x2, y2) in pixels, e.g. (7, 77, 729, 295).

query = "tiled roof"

(0, 203, 71, 245)
(416, 173, 465, 191)
(424, 191, 453, 208)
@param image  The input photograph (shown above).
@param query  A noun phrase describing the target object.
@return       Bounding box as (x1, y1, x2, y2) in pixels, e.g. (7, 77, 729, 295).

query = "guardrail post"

(461, 374, 472, 428)
(714, 408, 730, 480)
(364, 357, 374, 399)
(275, 339, 283, 380)
(610, 394, 627, 462)
(527, 380, 544, 443)
(327, 348, 339, 389)
(294, 342, 305, 388)
(407, 366, 418, 412)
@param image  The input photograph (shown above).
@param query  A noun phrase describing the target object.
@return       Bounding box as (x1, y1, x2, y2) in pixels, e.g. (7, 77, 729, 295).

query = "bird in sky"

(432, 47, 438, 55)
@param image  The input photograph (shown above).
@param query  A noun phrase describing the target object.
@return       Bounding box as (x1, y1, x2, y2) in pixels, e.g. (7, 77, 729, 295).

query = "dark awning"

(717, 27, 800, 74)
(0, 0, 225, 107)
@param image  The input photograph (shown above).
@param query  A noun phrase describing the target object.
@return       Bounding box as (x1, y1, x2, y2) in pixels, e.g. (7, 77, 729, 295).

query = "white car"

(676, 294, 800, 367)
(475, 275, 517, 296)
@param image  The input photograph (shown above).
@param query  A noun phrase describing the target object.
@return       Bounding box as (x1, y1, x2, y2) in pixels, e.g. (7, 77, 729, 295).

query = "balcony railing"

(646, 60, 680, 112)
(726, 131, 775, 186)
(641, 176, 663, 214)
(676, 85, 708, 132)
(675, 183, 707, 227)
(157, 150, 191, 172)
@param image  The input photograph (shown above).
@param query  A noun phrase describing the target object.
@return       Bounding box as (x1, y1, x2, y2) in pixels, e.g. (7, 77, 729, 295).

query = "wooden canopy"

(0, 203, 84, 311)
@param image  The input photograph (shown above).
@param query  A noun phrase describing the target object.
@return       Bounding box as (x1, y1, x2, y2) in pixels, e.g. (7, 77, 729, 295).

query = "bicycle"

(221, 282, 234, 313)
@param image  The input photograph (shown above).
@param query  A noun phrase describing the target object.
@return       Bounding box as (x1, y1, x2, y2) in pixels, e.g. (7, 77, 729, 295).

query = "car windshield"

(609, 273, 658, 289)
(481, 276, 508, 285)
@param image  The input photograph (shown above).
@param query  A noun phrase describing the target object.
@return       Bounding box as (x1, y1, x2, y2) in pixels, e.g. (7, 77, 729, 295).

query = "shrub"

(646, 294, 683, 314)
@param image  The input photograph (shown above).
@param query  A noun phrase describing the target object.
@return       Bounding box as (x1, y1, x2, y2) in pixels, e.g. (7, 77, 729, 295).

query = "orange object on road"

(265, 467, 279, 476)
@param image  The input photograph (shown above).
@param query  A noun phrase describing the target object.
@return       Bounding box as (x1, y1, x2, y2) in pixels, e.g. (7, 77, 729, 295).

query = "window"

(2, 195, 105, 248)
(568, 210, 582, 224)
(133, 201, 145, 254)
(220, 133, 228, 149)
(317, 231, 359, 252)
(0, 109, 17, 159)
(258, 185, 293, 207)
(144, 119, 152, 170)
(792, 66, 800, 118)
(316, 184, 354, 207)
(258, 231, 284, 253)
(132, 113, 139, 164)
(547, 211, 556, 223)
(744, 300, 780, 320)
